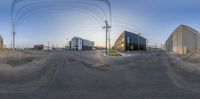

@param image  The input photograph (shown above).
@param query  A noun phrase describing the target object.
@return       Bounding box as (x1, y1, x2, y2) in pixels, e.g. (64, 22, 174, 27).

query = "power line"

(14, 1, 108, 24)
(11, 0, 112, 50)
(11, 0, 112, 49)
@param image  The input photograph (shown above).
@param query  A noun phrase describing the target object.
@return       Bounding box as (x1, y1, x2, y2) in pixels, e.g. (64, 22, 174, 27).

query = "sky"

(1, 0, 200, 48)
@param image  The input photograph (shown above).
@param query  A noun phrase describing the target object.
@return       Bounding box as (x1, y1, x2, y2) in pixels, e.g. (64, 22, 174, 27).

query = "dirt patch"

(6, 57, 38, 67)
(80, 60, 110, 71)
(0, 51, 61, 93)
(164, 52, 200, 93)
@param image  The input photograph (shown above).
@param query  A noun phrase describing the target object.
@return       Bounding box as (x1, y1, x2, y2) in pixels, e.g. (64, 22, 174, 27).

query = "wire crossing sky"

(1, 0, 200, 48)
(12, 0, 112, 25)
(10, 0, 112, 48)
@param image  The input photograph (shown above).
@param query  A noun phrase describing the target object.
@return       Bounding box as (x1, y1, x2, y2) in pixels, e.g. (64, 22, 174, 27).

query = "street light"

(137, 33, 142, 51)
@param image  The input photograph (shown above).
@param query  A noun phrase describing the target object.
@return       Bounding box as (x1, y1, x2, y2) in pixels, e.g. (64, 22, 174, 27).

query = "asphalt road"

(0, 50, 200, 99)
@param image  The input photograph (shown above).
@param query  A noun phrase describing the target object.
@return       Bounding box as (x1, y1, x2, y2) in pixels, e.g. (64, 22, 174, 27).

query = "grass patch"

(107, 50, 122, 56)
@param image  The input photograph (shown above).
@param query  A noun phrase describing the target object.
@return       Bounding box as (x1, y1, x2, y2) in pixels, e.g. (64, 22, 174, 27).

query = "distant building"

(70, 37, 94, 51)
(94, 46, 105, 50)
(147, 45, 158, 49)
(164, 25, 200, 55)
(34, 45, 48, 50)
(114, 31, 146, 52)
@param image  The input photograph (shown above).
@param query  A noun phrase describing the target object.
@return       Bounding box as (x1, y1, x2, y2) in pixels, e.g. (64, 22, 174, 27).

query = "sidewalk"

(116, 50, 146, 57)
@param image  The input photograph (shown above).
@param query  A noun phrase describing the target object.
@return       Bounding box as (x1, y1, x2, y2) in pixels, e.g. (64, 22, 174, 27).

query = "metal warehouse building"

(164, 25, 200, 55)
(70, 37, 94, 51)
(114, 31, 146, 52)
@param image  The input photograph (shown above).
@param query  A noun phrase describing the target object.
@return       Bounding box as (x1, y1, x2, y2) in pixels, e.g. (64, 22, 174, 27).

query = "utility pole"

(108, 28, 111, 51)
(102, 20, 111, 55)
(12, 23, 16, 50)
(11, 4, 16, 51)
(48, 41, 50, 50)
(11, 38, 12, 49)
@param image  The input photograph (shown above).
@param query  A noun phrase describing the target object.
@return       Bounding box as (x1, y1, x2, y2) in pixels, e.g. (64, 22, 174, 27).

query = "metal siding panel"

(182, 27, 197, 53)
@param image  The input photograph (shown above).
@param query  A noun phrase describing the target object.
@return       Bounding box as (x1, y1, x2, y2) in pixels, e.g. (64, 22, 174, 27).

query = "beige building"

(164, 25, 200, 55)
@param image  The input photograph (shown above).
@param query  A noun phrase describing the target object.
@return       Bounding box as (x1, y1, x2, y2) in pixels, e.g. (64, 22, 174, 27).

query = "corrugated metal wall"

(164, 25, 200, 55)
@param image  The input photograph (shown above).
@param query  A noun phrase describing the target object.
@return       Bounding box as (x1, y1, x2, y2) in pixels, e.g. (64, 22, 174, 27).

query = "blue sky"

(0, 0, 200, 48)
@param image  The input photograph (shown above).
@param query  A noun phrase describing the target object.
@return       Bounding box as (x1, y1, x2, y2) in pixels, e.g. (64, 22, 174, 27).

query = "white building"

(70, 37, 94, 51)
(164, 25, 200, 55)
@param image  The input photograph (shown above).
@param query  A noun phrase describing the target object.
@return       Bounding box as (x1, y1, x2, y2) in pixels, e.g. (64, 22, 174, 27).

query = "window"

(121, 44, 124, 48)
(122, 38, 125, 43)
(127, 37, 130, 43)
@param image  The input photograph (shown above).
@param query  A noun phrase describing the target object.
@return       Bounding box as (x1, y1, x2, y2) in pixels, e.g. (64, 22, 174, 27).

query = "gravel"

(0, 51, 60, 93)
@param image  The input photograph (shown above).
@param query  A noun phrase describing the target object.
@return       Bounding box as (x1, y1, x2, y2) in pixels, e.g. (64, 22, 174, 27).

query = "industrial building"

(70, 37, 94, 51)
(114, 31, 146, 52)
(164, 25, 200, 55)
(34, 45, 49, 50)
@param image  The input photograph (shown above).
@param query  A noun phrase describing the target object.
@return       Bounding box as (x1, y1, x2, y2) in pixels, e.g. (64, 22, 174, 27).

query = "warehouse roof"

(177, 24, 199, 33)
(165, 25, 200, 45)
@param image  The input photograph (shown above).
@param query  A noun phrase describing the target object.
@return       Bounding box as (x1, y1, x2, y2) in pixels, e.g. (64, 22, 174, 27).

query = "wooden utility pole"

(12, 23, 16, 50)
(102, 20, 111, 55)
